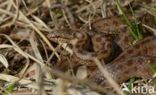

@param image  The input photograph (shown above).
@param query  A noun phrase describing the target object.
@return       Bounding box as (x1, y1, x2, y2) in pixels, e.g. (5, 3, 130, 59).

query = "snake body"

(47, 16, 156, 87)
(90, 36, 156, 86)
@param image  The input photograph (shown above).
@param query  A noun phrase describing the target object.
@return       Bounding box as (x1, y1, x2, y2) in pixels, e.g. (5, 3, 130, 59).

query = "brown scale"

(47, 28, 114, 66)
(91, 16, 127, 34)
(91, 16, 135, 50)
(92, 33, 113, 60)
(90, 36, 156, 86)
(113, 36, 156, 63)
(47, 16, 136, 63)
(91, 14, 156, 50)
(90, 56, 156, 87)
(73, 32, 113, 62)
(47, 19, 156, 93)
(115, 26, 135, 50)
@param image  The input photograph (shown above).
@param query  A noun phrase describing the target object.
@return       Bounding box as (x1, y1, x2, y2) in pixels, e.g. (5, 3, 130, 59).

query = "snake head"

(47, 29, 78, 43)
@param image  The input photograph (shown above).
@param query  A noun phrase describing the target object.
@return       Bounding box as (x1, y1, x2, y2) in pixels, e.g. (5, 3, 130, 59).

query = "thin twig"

(10, 0, 60, 60)
(93, 58, 124, 95)
(50, 3, 76, 29)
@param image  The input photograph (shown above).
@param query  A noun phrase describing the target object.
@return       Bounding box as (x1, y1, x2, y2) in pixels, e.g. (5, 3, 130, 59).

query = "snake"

(47, 16, 156, 90)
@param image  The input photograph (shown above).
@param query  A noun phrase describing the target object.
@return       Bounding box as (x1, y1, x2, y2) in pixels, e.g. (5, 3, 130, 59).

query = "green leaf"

(115, 0, 143, 41)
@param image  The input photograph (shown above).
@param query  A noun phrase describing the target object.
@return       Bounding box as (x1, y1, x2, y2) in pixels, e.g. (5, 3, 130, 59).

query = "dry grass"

(0, 0, 155, 95)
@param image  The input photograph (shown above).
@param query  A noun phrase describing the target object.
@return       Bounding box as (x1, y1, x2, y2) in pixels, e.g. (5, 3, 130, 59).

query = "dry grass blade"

(93, 58, 124, 95)
(0, 1, 9, 7)
(143, 24, 156, 35)
(0, 8, 15, 18)
(32, 15, 52, 31)
(0, 54, 9, 68)
(52, 79, 65, 95)
(0, 0, 155, 94)
(11, 0, 19, 25)
(29, 33, 43, 62)
(0, 34, 51, 78)
(9, 0, 60, 60)
(59, 43, 73, 54)
(0, 34, 28, 58)
(50, 3, 76, 28)
(47, 67, 108, 94)
(36, 63, 47, 95)
(0, 74, 38, 89)
(0, 1, 11, 20)
(0, 73, 54, 92)
(29, 34, 45, 94)
(0, 35, 30, 81)
(0, 44, 13, 48)
(76, 0, 102, 13)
